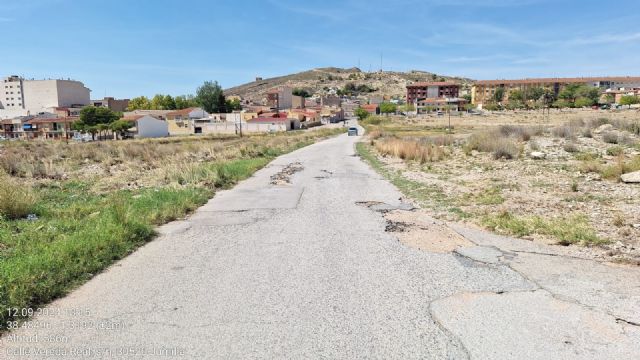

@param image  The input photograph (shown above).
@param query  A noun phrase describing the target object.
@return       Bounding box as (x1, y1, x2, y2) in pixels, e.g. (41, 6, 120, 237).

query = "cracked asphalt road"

(2, 124, 640, 359)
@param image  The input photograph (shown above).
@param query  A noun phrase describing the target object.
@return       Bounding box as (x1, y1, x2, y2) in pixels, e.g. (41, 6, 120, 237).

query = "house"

(122, 115, 168, 138)
(361, 104, 380, 115)
(91, 97, 130, 112)
(289, 109, 320, 124)
(166, 107, 210, 135)
(23, 117, 76, 140)
(246, 117, 300, 132)
(292, 95, 306, 109)
(266, 86, 293, 110)
(320, 107, 345, 124)
(123, 110, 172, 120)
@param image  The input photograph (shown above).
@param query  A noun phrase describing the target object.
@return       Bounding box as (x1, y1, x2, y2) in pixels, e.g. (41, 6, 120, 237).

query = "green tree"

(575, 97, 595, 108)
(127, 96, 151, 110)
(292, 88, 311, 98)
(73, 106, 119, 140)
(175, 95, 198, 109)
(509, 89, 524, 102)
(354, 107, 370, 120)
(379, 102, 397, 115)
(493, 87, 505, 103)
(163, 94, 176, 110)
(461, 94, 472, 103)
(110, 119, 134, 139)
(225, 98, 242, 112)
(527, 87, 545, 102)
(619, 95, 640, 108)
(196, 81, 226, 113)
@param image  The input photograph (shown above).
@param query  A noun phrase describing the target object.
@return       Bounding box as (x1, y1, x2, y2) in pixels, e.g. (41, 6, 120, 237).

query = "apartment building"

(0, 75, 91, 118)
(406, 82, 460, 105)
(471, 77, 640, 106)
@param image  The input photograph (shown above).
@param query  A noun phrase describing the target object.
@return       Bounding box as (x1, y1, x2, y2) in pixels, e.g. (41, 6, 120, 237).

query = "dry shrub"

(375, 138, 445, 163)
(602, 131, 619, 144)
(498, 125, 533, 141)
(552, 126, 574, 139)
(465, 132, 519, 160)
(563, 143, 579, 153)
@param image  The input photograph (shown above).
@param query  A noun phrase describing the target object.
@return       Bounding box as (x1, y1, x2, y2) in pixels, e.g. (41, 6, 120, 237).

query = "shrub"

(375, 138, 446, 163)
(0, 176, 38, 219)
(552, 126, 573, 138)
(602, 132, 619, 144)
(465, 132, 519, 160)
(582, 128, 593, 138)
(563, 143, 579, 153)
(606, 146, 624, 156)
(492, 140, 519, 160)
(499, 125, 532, 141)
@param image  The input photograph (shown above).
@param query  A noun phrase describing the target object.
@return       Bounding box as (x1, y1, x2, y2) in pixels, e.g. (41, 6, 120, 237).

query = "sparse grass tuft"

(465, 132, 520, 160)
(563, 142, 579, 153)
(482, 211, 605, 245)
(602, 131, 620, 144)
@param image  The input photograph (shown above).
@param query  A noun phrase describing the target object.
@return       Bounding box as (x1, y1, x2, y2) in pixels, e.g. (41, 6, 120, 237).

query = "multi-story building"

(1, 75, 91, 118)
(91, 97, 130, 112)
(471, 76, 640, 107)
(266, 86, 293, 110)
(406, 82, 460, 105)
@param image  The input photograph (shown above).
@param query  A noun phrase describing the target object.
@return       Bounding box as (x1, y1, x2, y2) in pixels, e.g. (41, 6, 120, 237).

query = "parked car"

(0, 135, 6, 141)
(72, 133, 94, 142)
(348, 127, 358, 136)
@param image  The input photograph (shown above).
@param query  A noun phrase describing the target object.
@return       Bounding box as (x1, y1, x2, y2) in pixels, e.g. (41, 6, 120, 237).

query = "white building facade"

(1, 75, 91, 119)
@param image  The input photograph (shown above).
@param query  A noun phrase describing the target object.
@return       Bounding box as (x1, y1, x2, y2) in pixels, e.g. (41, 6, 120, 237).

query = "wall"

(137, 116, 169, 138)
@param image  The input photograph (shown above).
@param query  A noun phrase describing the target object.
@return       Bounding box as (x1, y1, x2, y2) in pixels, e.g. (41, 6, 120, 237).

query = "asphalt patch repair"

(356, 201, 472, 253)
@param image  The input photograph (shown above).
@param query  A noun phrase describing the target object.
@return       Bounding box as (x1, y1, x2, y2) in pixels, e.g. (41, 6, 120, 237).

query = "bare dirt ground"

(365, 108, 640, 265)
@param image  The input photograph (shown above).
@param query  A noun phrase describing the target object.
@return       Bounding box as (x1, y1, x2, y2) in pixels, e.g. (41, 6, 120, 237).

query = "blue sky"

(1, 0, 639, 98)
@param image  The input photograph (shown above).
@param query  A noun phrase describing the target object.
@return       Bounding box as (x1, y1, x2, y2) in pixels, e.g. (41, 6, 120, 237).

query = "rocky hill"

(224, 67, 473, 103)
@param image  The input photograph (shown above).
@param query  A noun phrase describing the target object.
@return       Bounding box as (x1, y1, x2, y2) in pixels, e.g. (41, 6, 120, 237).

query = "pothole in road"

(270, 162, 304, 185)
(384, 209, 473, 253)
(356, 200, 415, 213)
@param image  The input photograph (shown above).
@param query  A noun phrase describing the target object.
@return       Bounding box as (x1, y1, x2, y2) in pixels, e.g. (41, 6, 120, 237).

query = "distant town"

(1, 72, 640, 141)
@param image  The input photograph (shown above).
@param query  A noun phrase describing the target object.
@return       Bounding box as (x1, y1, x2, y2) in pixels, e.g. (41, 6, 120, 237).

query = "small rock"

(26, 214, 38, 221)
(530, 151, 546, 160)
(632, 224, 640, 229)
(594, 124, 613, 133)
(621, 171, 640, 183)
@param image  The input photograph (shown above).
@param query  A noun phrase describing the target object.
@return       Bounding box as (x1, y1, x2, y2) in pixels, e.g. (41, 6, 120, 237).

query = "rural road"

(2, 123, 640, 359)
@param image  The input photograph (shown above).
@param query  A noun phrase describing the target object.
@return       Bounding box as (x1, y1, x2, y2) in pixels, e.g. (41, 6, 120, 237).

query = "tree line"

(484, 84, 631, 110)
(126, 81, 241, 113)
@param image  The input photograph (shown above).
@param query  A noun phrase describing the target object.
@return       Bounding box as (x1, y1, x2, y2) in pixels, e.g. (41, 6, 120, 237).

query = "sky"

(1, 0, 640, 98)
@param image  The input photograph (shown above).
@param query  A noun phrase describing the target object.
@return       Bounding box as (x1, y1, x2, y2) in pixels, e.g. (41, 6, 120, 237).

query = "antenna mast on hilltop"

(380, 52, 383, 72)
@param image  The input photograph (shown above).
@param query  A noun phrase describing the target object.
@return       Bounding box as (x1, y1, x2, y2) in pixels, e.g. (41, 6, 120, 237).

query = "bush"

(602, 132, 619, 144)
(375, 138, 446, 163)
(465, 131, 520, 160)
(492, 140, 519, 159)
(606, 146, 624, 156)
(552, 126, 573, 138)
(0, 176, 38, 219)
(563, 143, 579, 153)
(499, 125, 532, 141)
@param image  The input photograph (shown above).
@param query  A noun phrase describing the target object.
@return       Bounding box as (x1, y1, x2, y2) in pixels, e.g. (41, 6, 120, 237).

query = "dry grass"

(0, 174, 38, 219)
(464, 131, 520, 160)
(375, 138, 446, 163)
